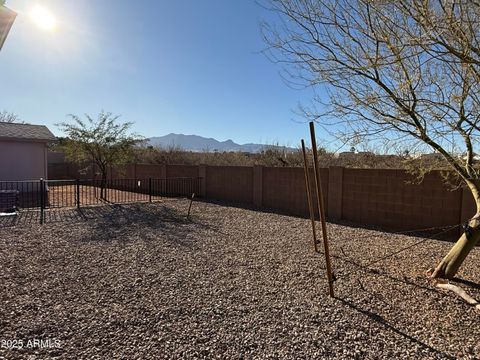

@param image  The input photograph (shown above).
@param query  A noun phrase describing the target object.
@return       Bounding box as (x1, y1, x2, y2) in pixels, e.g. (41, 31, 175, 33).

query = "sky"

(0, 0, 322, 148)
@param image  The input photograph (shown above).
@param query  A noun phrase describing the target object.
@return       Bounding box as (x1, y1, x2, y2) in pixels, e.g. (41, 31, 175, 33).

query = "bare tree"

(262, 0, 480, 279)
(57, 112, 143, 199)
(0, 110, 22, 123)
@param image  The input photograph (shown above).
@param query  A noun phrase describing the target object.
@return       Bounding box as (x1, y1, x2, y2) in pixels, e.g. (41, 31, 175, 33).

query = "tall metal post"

(187, 193, 195, 219)
(39, 178, 45, 225)
(309, 122, 334, 297)
(301, 140, 319, 253)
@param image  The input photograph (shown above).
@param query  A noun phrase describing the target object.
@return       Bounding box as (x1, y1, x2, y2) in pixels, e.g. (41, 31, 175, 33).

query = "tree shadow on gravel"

(75, 203, 216, 248)
(336, 298, 456, 359)
(451, 277, 480, 290)
(333, 248, 480, 303)
(0, 201, 227, 247)
(330, 251, 443, 296)
(330, 219, 460, 242)
(194, 199, 460, 242)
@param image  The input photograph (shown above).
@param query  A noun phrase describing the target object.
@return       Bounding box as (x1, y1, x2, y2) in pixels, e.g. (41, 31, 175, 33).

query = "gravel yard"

(1, 200, 479, 359)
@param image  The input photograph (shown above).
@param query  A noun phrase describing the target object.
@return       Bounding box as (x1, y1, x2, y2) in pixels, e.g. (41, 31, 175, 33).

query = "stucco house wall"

(0, 140, 48, 180)
(0, 122, 55, 181)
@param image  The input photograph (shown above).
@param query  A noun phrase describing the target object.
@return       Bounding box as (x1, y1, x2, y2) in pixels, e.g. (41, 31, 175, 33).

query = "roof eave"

(0, 136, 56, 143)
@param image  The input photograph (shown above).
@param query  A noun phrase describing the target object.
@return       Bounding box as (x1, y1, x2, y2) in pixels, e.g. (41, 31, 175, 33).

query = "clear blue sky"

(0, 0, 323, 147)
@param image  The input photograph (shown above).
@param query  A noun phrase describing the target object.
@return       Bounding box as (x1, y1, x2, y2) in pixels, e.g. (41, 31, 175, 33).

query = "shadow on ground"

(1, 198, 462, 242)
(0, 201, 191, 227)
(336, 297, 456, 359)
(0, 201, 220, 248)
(194, 199, 461, 242)
(78, 203, 202, 246)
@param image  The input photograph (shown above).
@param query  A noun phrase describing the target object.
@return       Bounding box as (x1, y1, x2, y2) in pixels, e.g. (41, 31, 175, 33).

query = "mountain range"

(147, 133, 295, 153)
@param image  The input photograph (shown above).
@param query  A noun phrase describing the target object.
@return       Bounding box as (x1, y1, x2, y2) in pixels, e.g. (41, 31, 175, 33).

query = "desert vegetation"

(128, 144, 433, 169)
(56, 112, 143, 199)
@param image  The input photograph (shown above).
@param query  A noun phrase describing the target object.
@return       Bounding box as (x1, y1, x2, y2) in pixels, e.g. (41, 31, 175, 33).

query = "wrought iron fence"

(0, 177, 201, 221)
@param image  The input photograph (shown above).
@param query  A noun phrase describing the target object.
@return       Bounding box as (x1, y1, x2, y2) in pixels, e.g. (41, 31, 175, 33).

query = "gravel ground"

(1, 200, 479, 359)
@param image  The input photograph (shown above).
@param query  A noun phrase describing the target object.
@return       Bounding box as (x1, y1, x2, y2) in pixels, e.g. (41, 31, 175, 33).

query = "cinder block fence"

(48, 163, 476, 236)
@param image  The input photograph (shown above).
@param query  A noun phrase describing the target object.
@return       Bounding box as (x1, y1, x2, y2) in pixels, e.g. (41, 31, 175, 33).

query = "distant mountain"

(146, 133, 295, 153)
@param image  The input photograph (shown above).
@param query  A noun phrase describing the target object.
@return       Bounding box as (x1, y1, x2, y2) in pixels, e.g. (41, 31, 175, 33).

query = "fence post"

(149, 177, 152, 202)
(76, 179, 80, 209)
(39, 178, 45, 224)
(253, 165, 263, 207)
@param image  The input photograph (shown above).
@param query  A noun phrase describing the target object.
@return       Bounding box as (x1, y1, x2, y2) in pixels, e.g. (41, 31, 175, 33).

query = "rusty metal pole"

(309, 122, 334, 298)
(187, 193, 195, 219)
(39, 178, 45, 225)
(301, 140, 319, 253)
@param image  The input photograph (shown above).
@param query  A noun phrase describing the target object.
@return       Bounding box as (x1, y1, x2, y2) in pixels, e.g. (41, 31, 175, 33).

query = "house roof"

(0, 122, 56, 142)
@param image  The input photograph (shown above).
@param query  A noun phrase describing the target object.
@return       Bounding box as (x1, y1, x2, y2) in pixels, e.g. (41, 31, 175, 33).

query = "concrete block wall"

(460, 186, 476, 223)
(327, 167, 343, 220)
(135, 164, 167, 179)
(341, 169, 464, 231)
(47, 163, 477, 237)
(205, 166, 253, 204)
(166, 165, 199, 179)
(261, 166, 328, 217)
(48, 163, 96, 179)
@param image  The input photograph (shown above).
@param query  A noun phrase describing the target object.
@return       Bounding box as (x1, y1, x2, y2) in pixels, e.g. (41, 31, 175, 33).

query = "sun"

(30, 5, 57, 31)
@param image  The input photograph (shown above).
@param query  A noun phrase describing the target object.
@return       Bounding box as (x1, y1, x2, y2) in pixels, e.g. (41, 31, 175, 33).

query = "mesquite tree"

(262, 0, 480, 279)
(57, 112, 142, 199)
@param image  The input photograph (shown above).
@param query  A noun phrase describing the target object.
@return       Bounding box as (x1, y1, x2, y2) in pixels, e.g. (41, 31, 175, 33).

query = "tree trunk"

(100, 171, 107, 201)
(431, 223, 480, 279)
(432, 180, 480, 279)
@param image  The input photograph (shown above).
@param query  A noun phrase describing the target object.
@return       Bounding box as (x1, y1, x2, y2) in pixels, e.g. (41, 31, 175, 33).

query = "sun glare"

(30, 5, 56, 31)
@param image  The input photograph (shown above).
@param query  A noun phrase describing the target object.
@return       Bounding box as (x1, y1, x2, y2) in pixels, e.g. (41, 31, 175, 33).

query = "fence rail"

(0, 177, 201, 215)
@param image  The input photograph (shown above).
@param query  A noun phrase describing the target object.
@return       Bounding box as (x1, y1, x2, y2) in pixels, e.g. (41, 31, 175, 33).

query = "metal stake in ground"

(187, 193, 195, 219)
(301, 139, 319, 253)
(39, 178, 45, 225)
(309, 122, 334, 298)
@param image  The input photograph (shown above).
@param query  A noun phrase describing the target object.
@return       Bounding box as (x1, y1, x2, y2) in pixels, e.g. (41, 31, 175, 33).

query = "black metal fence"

(0, 177, 201, 221)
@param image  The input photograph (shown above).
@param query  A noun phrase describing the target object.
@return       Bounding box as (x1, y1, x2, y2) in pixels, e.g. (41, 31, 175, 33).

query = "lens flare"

(30, 5, 56, 31)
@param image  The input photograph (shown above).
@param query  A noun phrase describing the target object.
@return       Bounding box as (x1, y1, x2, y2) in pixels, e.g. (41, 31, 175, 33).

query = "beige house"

(0, 122, 56, 180)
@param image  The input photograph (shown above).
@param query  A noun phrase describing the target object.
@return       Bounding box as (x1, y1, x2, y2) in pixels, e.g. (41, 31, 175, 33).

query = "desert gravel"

(1, 200, 479, 359)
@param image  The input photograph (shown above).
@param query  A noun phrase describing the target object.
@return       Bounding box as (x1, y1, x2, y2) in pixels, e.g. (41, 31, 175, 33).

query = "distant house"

(0, 122, 56, 180)
(416, 153, 443, 161)
(336, 151, 356, 158)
